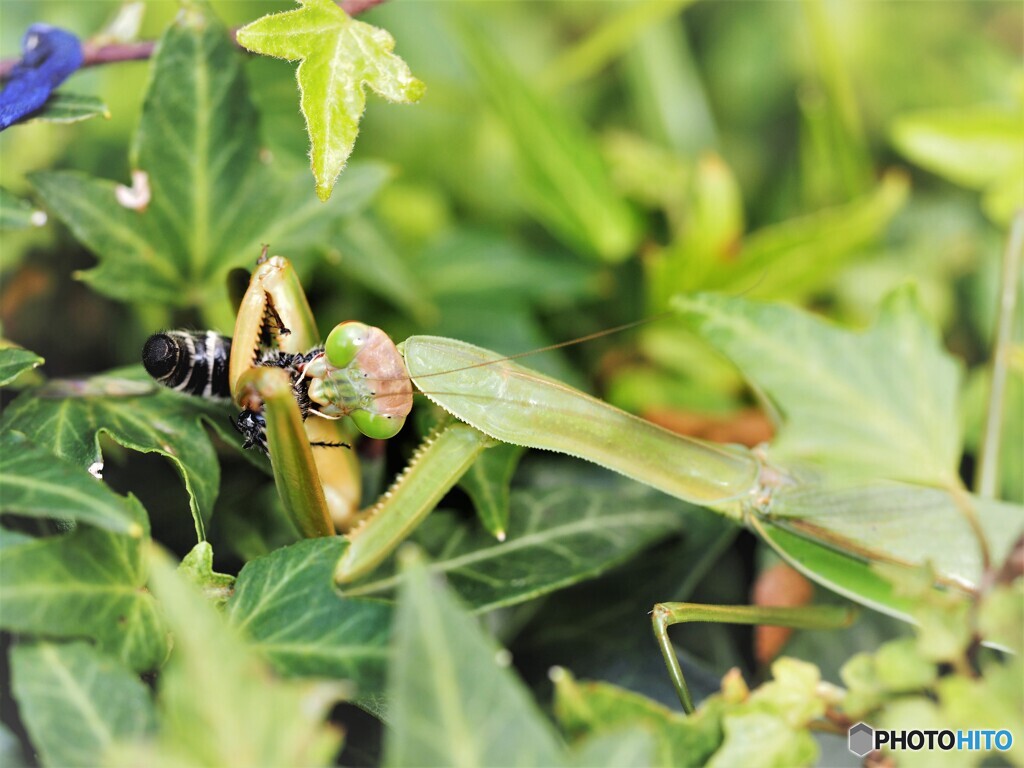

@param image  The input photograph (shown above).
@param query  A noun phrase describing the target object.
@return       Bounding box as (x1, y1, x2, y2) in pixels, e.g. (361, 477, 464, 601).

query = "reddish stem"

(0, 0, 386, 80)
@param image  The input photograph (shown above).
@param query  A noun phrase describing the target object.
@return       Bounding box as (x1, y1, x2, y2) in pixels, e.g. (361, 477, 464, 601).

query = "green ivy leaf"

(10, 642, 155, 768)
(225, 537, 391, 696)
(114, 550, 345, 768)
(0, 188, 46, 230)
(237, 0, 425, 202)
(1, 370, 239, 539)
(711, 711, 817, 768)
(179, 542, 235, 608)
(675, 286, 961, 486)
(0, 527, 168, 672)
(31, 4, 389, 320)
(746, 658, 825, 728)
(24, 93, 110, 125)
(346, 478, 688, 612)
(0, 431, 146, 537)
(552, 669, 721, 767)
(0, 342, 44, 385)
(870, 638, 937, 692)
(384, 547, 566, 767)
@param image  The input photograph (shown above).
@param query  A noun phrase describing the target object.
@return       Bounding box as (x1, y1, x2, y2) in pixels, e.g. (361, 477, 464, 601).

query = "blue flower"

(0, 25, 84, 130)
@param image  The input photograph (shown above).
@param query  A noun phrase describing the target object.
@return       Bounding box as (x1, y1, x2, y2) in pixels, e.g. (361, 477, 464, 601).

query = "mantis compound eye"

(324, 321, 371, 368)
(351, 409, 404, 441)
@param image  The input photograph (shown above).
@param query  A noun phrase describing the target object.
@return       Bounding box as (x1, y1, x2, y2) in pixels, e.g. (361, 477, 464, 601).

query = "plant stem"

(974, 211, 1024, 499)
(0, 0, 386, 80)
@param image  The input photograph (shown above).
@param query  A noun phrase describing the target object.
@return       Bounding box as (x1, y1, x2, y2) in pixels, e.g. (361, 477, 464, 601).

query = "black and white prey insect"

(142, 330, 232, 399)
(142, 331, 345, 454)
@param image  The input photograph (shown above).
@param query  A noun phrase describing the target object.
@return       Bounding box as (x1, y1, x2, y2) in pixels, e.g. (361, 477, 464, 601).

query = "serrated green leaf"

(454, 18, 640, 262)
(1, 370, 239, 539)
(178, 541, 234, 608)
(674, 286, 961, 486)
(0, 527, 167, 671)
(872, 638, 937, 692)
(31, 5, 388, 318)
(346, 479, 688, 611)
(113, 549, 345, 768)
(0, 431, 146, 537)
(30, 170, 181, 305)
(0, 188, 46, 230)
(24, 93, 110, 125)
(709, 711, 817, 768)
(746, 658, 824, 727)
(237, 0, 425, 201)
(892, 106, 1024, 224)
(384, 548, 566, 767)
(11, 642, 155, 768)
(0, 342, 44, 385)
(225, 537, 391, 696)
(552, 670, 721, 767)
(458, 442, 524, 539)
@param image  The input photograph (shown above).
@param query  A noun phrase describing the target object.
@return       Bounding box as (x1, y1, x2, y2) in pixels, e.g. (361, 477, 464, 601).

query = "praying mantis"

(149, 248, 1022, 714)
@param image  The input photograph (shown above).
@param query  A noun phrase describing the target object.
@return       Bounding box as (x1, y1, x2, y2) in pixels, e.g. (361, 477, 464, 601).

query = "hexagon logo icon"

(848, 722, 874, 757)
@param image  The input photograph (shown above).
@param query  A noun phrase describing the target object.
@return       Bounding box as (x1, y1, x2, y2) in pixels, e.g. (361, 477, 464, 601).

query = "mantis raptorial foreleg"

(229, 253, 363, 530)
(220, 252, 500, 564)
(651, 602, 857, 713)
(236, 365, 335, 538)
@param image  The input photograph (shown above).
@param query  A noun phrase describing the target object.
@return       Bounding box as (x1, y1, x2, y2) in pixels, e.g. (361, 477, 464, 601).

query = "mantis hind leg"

(651, 602, 856, 713)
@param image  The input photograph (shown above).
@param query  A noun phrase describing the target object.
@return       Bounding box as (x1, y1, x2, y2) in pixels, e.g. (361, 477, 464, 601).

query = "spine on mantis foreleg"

(335, 422, 495, 583)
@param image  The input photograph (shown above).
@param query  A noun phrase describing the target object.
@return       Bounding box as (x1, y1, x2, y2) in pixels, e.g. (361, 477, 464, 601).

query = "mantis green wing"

(401, 336, 762, 516)
(758, 482, 1024, 626)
